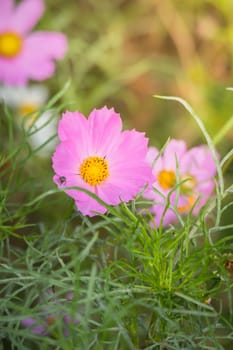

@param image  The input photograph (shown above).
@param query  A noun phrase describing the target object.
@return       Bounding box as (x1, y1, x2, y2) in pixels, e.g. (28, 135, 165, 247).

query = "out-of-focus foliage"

(41, 0, 233, 149)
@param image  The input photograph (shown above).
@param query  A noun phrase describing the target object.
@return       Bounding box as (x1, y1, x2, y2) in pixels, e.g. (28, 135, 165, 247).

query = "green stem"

(213, 114, 233, 146)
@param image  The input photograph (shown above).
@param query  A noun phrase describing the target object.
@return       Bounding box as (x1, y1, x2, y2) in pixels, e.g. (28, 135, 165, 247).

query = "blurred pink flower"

(52, 106, 153, 216)
(145, 139, 217, 226)
(21, 289, 79, 336)
(0, 0, 67, 85)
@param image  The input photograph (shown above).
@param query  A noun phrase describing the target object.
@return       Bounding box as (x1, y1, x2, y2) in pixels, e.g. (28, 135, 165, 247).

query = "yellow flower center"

(0, 31, 23, 58)
(157, 170, 176, 190)
(180, 174, 196, 194)
(18, 103, 40, 126)
(178, 195, 195, 213)
(19, 103, 39, 116)
(80, 156, 109, 186)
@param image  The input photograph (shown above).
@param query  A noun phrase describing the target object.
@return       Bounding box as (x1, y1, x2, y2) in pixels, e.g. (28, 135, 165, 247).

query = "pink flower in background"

(145, 139, 217, 227)
(21, 289, 79, 336)
(0, 0, 67, 85)
(52, 106, 153, 216)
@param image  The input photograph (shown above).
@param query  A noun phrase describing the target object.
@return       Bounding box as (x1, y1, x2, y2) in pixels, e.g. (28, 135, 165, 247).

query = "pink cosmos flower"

(52, 106, 153, 216)
(145, 139, 217, 227)
(0, 0, 67, 85)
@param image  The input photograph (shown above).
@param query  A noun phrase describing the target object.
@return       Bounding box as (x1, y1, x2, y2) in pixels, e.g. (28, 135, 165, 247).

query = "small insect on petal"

(59, 176, 66, 185)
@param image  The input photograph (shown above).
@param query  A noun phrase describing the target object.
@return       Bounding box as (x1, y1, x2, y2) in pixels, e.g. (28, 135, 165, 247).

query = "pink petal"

(183, 145, 217, 178)
(146, 146, 159, 165)
(101, 130, 154, 203)
(24, 32, 67, 60)
(0, 31, 67, 85)
(0, 0, 14, 22)
(151, 201, 178, 227)
(196, 179, 215, 197)
(57, 111, 89, 159)
(95, 183, 123, 205)
(0, 0, 14, 14)
(54, 174, 92, 201)
(110, 129, 148, 167)
(0, 56, 29, 85)
(10, 0, 44, 34)
(146, 146, 164, 176)
(58, 111, 87, 142)
(27, 60, 56, 81)
(14, 32, 67, 82)
(0, 0, 14, 31)
(52, 142, 80, 176)
(75, 196, 108, 217)
(87, 106, 122, 155)
(96, 181, 138, 204)
(110, 130, 152, 176)
(163, 139, 187, 170)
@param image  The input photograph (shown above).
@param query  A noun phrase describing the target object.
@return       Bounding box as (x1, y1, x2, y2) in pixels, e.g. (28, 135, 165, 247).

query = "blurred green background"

(42, 0, 233, 152)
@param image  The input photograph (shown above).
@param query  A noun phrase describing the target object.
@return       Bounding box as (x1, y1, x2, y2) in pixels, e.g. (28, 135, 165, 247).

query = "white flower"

(0, 84, 57, 157)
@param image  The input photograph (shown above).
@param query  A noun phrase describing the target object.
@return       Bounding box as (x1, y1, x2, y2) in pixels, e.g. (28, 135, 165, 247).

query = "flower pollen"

(0, 31, 23, 58)
(157, 170, 176, 190)
(80, 156, 109, 186)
